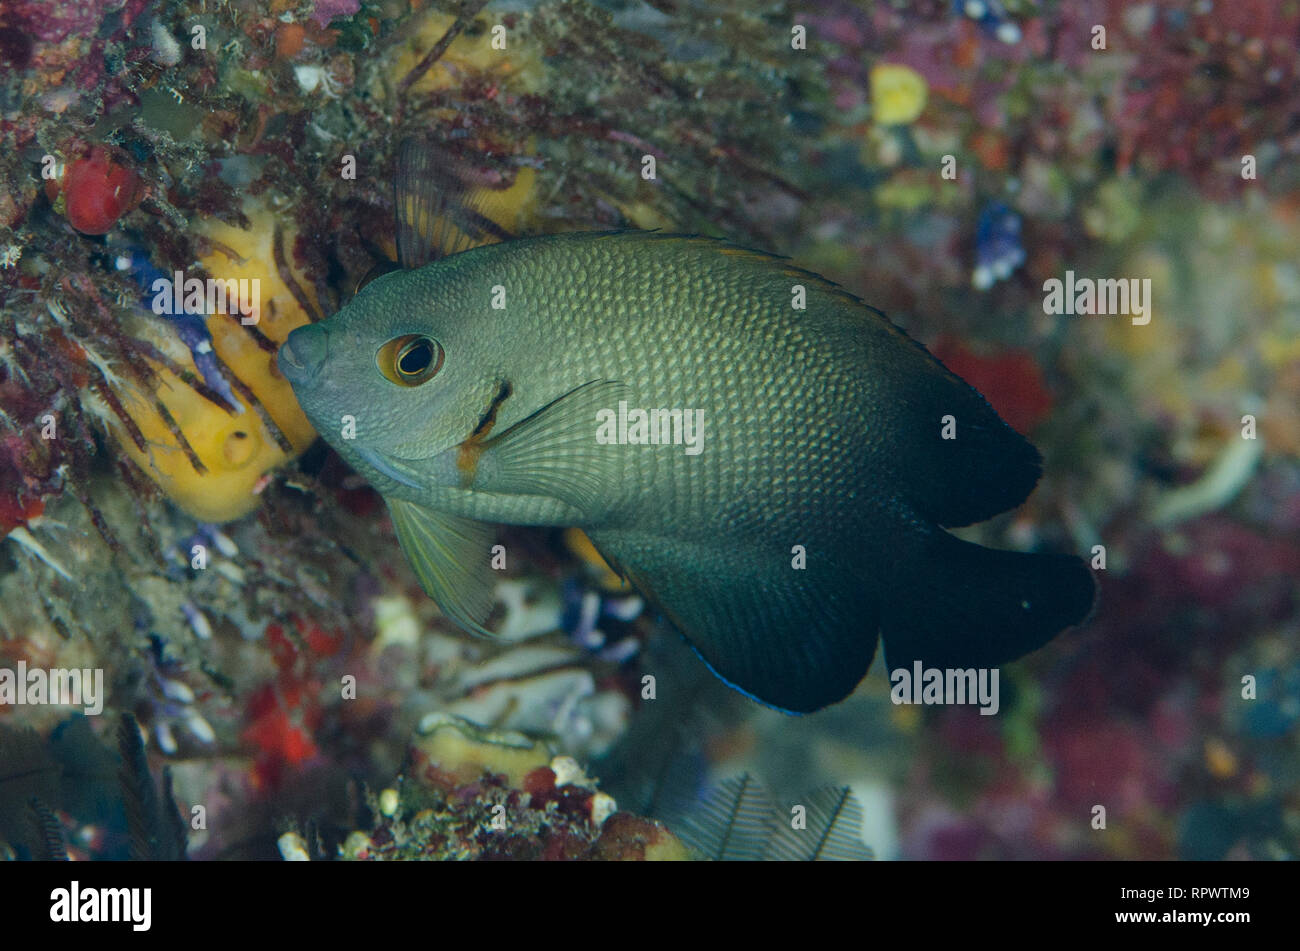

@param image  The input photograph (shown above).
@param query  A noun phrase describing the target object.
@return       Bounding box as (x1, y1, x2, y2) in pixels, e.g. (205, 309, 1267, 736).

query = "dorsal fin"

(394, 136, 514, 269)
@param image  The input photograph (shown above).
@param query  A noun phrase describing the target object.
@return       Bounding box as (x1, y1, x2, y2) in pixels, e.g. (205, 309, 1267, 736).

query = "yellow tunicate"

(870, 64, 928, 125)
(414, 715, 551, 787)
(391, 10, 545, 98)
(112, 198, 317, 523)
(198, 203, 318, 452)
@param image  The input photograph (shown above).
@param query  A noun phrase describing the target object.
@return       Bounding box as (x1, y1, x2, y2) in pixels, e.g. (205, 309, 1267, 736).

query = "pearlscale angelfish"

(278, 140, 1096, 713)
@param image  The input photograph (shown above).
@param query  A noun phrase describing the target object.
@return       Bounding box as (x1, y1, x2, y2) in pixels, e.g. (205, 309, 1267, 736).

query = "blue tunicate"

(561, 576, 646, 654)
(972, 200, 1026, 290)
(114, 248, 242, 412)
(952, 0, 1022, 44)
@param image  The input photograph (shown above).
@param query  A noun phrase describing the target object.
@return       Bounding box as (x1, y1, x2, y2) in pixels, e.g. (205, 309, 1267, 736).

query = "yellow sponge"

(111, 13, 547, 522)
(113, 200, 317, 522)
(392, 10, 545, 98)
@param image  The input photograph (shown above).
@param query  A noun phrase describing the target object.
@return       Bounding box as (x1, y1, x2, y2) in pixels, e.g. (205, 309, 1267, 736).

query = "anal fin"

(587, 530, 877, 714)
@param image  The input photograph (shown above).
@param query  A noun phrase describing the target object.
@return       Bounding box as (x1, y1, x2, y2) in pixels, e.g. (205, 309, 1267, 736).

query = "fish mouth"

(356, 446, 425, 490)
(278, 325, 329, 385)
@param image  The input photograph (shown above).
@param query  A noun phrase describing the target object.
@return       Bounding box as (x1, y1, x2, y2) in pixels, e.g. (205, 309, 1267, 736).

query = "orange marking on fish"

(455, 380, 512, 487)
(456, 441, 483, 487)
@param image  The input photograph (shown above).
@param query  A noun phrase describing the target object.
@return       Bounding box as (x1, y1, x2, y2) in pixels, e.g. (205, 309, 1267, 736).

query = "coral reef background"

(1, 0, 1297, 860)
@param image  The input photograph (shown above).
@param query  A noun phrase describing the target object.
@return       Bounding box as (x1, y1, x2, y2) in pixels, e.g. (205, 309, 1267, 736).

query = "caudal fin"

(880, 531, 1096, 670)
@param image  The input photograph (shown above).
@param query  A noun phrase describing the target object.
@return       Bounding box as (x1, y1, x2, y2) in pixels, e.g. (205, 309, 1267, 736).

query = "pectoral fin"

(386, 497, 497, 637)
(468, 380, 630, 517)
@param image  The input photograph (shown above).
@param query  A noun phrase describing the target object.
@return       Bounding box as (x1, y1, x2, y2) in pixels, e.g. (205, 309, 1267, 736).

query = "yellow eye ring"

(378, 334, 443, 387)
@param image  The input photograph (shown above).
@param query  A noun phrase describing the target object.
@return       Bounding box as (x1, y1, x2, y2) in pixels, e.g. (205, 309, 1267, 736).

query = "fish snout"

(278, 325, 330, 385)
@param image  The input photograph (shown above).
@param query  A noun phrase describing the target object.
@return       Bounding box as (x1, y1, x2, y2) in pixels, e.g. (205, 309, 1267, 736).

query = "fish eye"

(377, 334, 443, 387)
